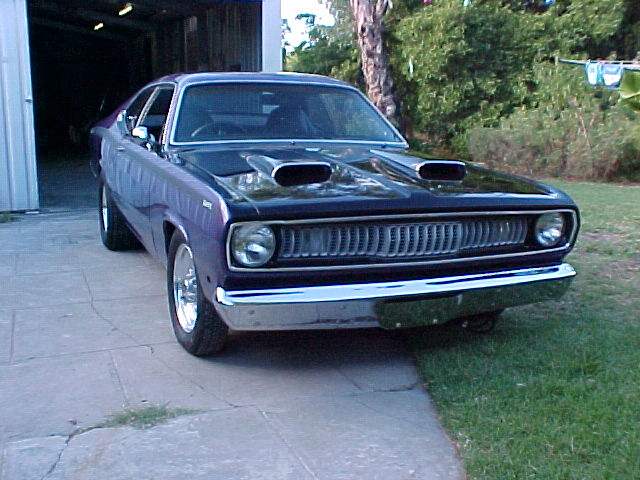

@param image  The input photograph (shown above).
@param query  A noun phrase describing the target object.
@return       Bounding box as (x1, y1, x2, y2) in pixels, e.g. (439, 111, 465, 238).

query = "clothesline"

(559, 59, 640, 110)
(558, 59, 640, 89)
(560, 59, 640, 71)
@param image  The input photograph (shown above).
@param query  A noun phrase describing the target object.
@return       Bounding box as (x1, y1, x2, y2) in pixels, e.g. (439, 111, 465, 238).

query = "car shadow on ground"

(203, 328, 411, 369)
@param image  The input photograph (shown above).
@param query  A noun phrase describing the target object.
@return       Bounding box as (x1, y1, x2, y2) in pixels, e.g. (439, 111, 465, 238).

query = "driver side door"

(111, 85, 174, 251)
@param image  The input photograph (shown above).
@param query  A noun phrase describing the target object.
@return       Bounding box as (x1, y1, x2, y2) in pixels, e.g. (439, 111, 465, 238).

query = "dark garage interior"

(27, 0, 262, 210)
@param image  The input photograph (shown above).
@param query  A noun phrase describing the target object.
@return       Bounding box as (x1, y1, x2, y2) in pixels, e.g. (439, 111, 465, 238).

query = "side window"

(305, 96, 334, 136)
(138, 87, 175, 142)
(320, 93, 392, 140)
(125, 88, 154, 131)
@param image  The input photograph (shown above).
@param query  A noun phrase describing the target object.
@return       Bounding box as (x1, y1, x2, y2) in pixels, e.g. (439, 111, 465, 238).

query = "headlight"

(231, 224, 276, 267)
(534, 212, 565, 247)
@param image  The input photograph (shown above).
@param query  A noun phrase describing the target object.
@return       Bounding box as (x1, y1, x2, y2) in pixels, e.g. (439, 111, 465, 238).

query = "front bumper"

(214, 263, 576, 330)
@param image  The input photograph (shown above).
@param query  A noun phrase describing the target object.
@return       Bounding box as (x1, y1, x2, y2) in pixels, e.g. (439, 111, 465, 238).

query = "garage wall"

(150, 1, 264, 78)
(1, 0, 281, 212)
(0, 0, 38, 211)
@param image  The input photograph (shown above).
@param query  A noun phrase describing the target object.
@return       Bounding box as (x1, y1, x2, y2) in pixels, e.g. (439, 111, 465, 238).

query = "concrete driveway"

(0, 208, 464, 480)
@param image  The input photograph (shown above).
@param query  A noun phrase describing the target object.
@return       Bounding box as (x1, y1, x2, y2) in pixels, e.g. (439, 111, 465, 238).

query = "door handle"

(116, 146, 125, 151)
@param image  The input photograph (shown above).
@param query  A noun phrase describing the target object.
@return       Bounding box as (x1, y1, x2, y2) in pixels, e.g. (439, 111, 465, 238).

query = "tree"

(349, 0, 401, 125)
(285, 27, 360, 84)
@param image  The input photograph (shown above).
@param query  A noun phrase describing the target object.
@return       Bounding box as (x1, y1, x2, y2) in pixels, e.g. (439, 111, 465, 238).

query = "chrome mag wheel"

(101, 184, 109, 231)
(172, 243, 199, 333)
(167, 231, 228, 356)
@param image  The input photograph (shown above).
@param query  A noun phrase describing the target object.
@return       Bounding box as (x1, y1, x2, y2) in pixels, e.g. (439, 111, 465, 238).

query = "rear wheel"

(167, 230, 228, 356)
(99, 181, 139, 251)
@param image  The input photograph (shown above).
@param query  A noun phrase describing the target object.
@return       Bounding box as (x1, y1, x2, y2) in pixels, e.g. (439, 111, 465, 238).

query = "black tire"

(458, 310, 503, 334)
(167, 230, 228, 356)
(99, 181, 140, 251)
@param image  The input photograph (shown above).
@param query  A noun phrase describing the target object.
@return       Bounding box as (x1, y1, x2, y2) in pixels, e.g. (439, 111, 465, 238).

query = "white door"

(0, 0, 38, 211)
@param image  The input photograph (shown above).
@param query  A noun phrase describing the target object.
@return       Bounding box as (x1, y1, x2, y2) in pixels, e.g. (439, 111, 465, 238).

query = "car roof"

(151, 72, 353, 89)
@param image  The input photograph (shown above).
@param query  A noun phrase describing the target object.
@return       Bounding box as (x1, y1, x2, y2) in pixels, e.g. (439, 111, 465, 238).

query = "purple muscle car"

(90, 72, 579, 356)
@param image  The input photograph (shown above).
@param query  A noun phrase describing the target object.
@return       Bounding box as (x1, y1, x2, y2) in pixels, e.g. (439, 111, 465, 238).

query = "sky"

(281, 0, 335, 51)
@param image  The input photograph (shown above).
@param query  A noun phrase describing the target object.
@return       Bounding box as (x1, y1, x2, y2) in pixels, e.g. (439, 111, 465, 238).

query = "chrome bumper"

(214, 263, 576, 330)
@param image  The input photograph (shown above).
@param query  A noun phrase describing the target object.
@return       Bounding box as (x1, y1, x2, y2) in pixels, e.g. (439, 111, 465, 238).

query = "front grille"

(278, 217, 529, 261)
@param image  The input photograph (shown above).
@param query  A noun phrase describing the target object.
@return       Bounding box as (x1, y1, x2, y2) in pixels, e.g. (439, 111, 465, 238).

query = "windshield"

(172, 83, 404, 144)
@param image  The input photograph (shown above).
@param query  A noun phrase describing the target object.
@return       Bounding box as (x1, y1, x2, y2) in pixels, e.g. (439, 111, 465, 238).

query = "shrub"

(392, 3, 542, 148)
(285, 0, 639, 181)
(389, 0, 634, 153)
(467, 92, 640, 181)
(568, 113, 640, 181)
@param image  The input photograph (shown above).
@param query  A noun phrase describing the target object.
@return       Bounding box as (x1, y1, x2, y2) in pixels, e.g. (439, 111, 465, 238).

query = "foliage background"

(285, 0, 640, 181)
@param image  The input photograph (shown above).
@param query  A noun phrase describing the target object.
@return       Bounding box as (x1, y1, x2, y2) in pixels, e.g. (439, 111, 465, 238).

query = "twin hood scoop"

(246, 155, 332, 187)
(372, 150, 466, 182)
(244, 151, 466, 188)
(415, 160, 466, 182)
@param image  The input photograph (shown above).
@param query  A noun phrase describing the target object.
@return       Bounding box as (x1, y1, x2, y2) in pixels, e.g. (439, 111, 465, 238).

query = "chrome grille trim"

(279, 217, 528, 260)
(226, 210, 578, 272)
(460, 218, 527, 250)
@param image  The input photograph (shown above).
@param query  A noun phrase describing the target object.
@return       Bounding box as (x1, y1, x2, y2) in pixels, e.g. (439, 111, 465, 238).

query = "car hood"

(174, 145, 576, 219)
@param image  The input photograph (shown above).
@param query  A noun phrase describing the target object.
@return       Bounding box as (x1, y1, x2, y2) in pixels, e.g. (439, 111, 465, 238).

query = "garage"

(0, 0, 281, 211)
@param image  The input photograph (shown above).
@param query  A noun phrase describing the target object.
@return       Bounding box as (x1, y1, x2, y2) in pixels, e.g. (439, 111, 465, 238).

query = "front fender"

(148, 170, 232, 305)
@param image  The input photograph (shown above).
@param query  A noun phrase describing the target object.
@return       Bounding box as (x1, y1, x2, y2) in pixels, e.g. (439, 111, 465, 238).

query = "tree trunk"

(350, 0, 400, 126)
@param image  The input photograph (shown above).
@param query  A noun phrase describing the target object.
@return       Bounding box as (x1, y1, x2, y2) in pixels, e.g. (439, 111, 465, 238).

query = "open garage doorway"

(27, 0, 264, 210)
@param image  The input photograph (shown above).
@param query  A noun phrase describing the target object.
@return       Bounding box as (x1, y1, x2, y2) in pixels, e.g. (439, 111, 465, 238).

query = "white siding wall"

(0, 0, 38, 211)
(261, 0, 282, 72)
(0, 0, 278, 212)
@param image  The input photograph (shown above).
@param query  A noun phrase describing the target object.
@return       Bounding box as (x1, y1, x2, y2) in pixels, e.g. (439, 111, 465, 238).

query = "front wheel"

(167, 230, 228, 356)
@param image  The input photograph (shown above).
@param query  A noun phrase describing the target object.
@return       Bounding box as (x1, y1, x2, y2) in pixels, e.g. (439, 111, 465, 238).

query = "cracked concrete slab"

(0, 210, 465, 479)
(0, 271, 92, 309)
(83, 266, 165, 301)
(0, 352, 126, 440)
(0, 310, 12, 364)
(0, 254, 16, 276)
(319, 330, 419, 392)
(18, 212, 95, 234)
(110, 346, 229, 410)
(12, 303, 136, 361)
(0, 213, 96, 256)
(149, 332, 394, 406)
(1, 435, 68, 480)
(3, 409, 313, 480)
(91, 296, 174, 345)
(16, 246, 153, 276)
(0, 228, 46, 255)
(263, 391, 465, 480)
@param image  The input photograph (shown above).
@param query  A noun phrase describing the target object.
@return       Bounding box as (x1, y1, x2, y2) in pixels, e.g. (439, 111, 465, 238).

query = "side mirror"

(131, 126, 157, 151)
(131, 126, 149, 141)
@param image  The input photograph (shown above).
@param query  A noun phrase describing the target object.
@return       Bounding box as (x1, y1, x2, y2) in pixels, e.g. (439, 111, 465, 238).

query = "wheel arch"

(162, 217, 189, 259)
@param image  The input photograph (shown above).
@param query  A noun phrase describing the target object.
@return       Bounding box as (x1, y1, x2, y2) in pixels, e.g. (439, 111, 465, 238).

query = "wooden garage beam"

(76, 8, 156, 32)
(132, 0, 208, 17)
(30, 3, 155, 32)
(30, 17, 130, 42)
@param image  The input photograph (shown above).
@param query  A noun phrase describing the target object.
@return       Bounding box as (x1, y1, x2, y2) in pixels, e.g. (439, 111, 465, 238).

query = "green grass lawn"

(407, 181, 640, 479)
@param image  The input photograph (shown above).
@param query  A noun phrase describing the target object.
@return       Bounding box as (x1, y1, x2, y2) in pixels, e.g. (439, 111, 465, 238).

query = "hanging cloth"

(602, 63, 624, 89)
(585, 61, 600, 86)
